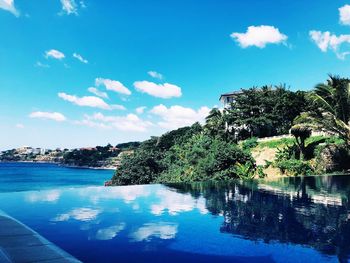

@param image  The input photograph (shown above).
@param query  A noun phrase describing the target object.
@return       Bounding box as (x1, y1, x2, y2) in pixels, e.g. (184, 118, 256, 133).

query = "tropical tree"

(225, 86, 308, 140)
(204, 108, 228, 139)
(295, 75, 350, 145)
(290, 125, 312, 159)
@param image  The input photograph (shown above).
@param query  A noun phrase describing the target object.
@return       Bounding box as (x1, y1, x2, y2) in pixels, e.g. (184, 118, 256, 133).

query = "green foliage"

(290, 125, 312, 159)
(234, 162, 255, 179)
(226, 85, 309, 139)
(112, 123, 205, 185)
(256, 166, 267, 178)
(274, 141, 314, 176)
(111, 75, 350, 185)
(241, 137, 258, 152)
(112, 149, 165, 185)
(257, 138, 295, 149)
(294, 75, 350, 145)
(275, 159, 313, 176)
(63, 144, 120, 167)
(204, 108, 226, 138)
(156, 134, 254, 183)
(156, 123, 202, 151)
(115, 141, 141, 150)
(112, 123, 255, 185)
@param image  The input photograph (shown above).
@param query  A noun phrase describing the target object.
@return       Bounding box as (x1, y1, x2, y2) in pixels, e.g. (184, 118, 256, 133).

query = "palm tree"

(290, 125, 312, 160)
(295, 75, 350, 145)
(204, 108, 227, 138)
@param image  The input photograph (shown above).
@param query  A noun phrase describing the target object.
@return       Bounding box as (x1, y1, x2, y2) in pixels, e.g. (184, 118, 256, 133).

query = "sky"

(1, 0, 350, 150)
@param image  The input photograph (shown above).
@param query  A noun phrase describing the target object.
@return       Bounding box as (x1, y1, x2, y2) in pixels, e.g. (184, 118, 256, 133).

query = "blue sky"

(1, 0, 350, 150)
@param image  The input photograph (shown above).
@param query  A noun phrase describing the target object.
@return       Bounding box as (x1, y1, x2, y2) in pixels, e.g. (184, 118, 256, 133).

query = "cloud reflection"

(130, 222, 178, 242)
(78, 185, 151, 204)
(53, 208, 101, 222)
(151, 189, 208, 216)
(26, 190, 61, 203)
(95, 223, 126, 240)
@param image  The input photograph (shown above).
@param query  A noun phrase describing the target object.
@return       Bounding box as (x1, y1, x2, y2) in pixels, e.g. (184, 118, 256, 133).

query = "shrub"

(156, 134, 254, 183)
(234, 162, 256, 179)
(275, 159, 313, 176)
(241, 137, 258, 152)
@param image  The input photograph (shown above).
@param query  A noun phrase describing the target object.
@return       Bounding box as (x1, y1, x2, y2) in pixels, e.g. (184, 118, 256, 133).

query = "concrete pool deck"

(0, 210, 81, 263)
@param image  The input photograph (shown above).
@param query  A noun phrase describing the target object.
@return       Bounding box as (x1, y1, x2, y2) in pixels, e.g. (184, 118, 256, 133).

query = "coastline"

(0, 161, 116, 171)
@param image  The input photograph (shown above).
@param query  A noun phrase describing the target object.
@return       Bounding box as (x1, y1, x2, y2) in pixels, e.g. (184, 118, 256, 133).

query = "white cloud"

(95, 223, 126, 240)
(150, 104, 210, 130)
(35, 61, 50, 68)
(148, 71, 163, 80)
(134, 81, 182, 99)
(58, 92, 125, 110)
(135, 106, 147, 114)
(130, 222, 178, 242)
(230, 25, 287, 48)
(87, 87, 108, 99)
(60, 0, 78, 15)
(29, 111, 66, 122)
(151, 188, 208, 216)
(0, 0, 19, 17)
(95, 78, 131, 96)
(339, 5, 350, 25)
(73, 52, 88, 64)
(76, 113, 153, 132)
(53, 208, 101, 222)
(309, 30, 350, 59)
(15, 123, 24, 129)
(45, 49, 65, 60)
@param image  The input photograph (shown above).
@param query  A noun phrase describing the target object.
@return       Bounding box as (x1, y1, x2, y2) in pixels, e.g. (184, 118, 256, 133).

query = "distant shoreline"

(0, 161, 116, 171)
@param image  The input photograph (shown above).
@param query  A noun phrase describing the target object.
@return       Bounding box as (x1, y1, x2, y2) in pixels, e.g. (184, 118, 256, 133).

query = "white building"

(219, 90, 243, 108)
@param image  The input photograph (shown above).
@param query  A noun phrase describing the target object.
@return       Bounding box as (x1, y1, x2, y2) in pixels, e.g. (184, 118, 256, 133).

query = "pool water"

(1, 173, 350, 262)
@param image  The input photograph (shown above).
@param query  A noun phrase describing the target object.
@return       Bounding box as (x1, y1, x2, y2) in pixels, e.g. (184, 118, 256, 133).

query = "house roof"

(219, 90, 244, 100)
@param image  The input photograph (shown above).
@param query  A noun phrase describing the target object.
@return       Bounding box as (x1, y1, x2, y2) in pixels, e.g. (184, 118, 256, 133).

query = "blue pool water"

(0, 163, 349, 262)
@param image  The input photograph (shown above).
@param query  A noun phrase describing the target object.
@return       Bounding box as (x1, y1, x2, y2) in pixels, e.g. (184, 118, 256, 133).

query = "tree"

(225, 86, 308, 139)
(295, 75, 350, 145)
(204, 108, 227, 138)
(290, 125, 312, 160)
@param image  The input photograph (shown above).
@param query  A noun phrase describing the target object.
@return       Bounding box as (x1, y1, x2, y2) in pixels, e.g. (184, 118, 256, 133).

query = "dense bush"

(241, 137, 258, 152)
(273, 141, 314, 176)
(115, 141, 141, 150)
(112, 148, 165, 185)
(275, 159, 313, 176)
(112, 124, 255, 185)
(63, 144, 120, 167)
(156, 134, 254, 183)
(273, 135, 349, 175)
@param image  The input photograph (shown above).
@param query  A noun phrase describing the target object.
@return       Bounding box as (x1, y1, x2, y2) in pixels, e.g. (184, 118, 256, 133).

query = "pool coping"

(0, 210, 81, 263)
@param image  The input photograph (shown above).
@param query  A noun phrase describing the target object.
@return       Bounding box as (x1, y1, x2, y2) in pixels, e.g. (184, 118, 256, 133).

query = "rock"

(316, 144, 350, 173)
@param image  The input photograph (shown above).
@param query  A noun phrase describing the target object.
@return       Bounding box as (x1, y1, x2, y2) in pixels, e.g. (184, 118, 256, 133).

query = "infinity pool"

(1, 175, 349, 262)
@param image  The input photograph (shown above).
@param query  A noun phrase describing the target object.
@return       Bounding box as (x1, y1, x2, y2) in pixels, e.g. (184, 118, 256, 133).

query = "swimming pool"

(0, 176, 349, 262)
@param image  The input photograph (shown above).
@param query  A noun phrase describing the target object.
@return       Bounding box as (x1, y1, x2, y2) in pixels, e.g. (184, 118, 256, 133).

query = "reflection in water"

(77, 185, 151, 204)
(26, 189, 61, 203)
(167, 175, 350, 262)
(53, 207, 101, 222)
(130, 222, 178, 242)
(2, 176, 349, 262)
(151, 188, 208, 216)
(95, 223, 126, 240)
